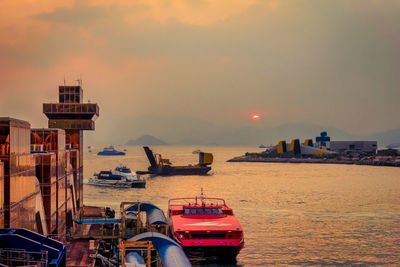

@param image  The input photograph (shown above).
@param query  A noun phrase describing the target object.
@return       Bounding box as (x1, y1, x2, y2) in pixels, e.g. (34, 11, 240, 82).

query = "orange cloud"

(88, 0, 262, 26)
(0, 0, 74, 45)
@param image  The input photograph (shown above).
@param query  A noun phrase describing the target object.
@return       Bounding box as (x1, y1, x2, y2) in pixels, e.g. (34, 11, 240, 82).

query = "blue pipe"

(126, 251, 146, 266)
(128, 232, 191, 267)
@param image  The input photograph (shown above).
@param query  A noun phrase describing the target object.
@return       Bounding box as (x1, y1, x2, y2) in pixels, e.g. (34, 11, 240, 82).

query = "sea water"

(84, 146, 400, 266)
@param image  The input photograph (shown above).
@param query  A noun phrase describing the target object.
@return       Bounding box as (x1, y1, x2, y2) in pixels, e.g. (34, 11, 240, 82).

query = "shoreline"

(227, 155, 400, 168)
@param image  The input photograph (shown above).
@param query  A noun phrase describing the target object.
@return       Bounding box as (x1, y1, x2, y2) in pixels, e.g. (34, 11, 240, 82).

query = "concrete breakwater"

(227, 155, 400, 168)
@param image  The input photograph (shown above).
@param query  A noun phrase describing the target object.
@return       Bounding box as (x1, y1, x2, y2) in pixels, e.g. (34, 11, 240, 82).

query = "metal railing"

(48, 120, 95, 130)
(0, 248, 48, 267)
(43, 103, 99, 115)
(72, 222, 120, 240)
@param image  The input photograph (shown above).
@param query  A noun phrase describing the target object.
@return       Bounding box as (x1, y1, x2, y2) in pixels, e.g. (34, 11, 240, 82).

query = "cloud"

(0, 0, 399, 142)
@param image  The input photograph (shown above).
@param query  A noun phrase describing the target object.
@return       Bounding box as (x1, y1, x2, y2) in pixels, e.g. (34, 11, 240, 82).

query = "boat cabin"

(96, 171, 123, 180)
(169, 197, 234, 217)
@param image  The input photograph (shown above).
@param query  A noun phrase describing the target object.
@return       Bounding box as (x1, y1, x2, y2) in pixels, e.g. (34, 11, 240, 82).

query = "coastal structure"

(276, 138, 334, 157)
(0, 118, 47, 233)
(0, 85, 100, 265)
(315, 131, 331, 147)
(228, 132, 399, 167)
(315, 131, 378, 153)
(31, 128, 76, 235)
(330, 141, 377, 153)
(0, 84, 192, 267)
(43, 85, 99, 210)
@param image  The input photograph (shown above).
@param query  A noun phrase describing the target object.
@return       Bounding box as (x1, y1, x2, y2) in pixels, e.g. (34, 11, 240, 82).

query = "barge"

(138, 146, 213, 176)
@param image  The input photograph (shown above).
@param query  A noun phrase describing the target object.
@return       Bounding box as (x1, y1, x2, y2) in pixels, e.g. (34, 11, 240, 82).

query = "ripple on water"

(84, 146, 400, 266)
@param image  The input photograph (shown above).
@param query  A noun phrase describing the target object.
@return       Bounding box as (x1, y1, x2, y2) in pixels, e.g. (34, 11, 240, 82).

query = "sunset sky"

(0, 0, 399, 144)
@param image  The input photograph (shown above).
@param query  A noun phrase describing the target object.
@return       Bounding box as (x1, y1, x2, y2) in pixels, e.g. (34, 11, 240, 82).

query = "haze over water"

(84, 146, 400, 266)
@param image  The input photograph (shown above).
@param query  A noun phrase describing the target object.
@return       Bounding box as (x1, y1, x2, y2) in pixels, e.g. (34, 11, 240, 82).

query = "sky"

(0, 0, 399, 144)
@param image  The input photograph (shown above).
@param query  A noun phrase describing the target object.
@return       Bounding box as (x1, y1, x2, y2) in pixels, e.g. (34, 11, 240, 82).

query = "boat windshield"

(117, 167, 131, 173)
(184, 208, 223, 215)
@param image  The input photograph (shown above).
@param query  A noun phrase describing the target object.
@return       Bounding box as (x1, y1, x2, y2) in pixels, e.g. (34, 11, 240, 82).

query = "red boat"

(168, 190, 244, 263)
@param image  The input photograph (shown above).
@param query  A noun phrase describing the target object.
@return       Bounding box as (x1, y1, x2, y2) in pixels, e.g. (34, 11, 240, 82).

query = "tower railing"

(43, 103, 99, 115)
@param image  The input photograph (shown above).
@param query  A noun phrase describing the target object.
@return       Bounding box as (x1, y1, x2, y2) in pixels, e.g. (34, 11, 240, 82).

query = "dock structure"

(43, 85, 99, 211)
(0, 118, 46, 233)
(0, 85, 192, 267)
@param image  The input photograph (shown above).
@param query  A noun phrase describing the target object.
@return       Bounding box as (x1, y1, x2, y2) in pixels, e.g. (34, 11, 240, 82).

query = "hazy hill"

(126, 135, 168, 146)
(366, 128, 400, 147)
(94, 116, 399, 147)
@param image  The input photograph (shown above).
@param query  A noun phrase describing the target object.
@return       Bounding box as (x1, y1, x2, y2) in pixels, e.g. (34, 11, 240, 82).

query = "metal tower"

(43, 85, 99, 210)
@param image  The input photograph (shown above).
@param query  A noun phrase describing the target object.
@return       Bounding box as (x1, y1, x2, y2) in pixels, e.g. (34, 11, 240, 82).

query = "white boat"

(88, 173, 146, 188)
(87, 178, 134, 188)
(115, 164, 134, 176)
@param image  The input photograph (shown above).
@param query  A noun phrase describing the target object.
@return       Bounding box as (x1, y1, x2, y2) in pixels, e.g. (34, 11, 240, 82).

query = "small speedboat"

(97, 146, 126, 156)
(168, 189, 244, 263)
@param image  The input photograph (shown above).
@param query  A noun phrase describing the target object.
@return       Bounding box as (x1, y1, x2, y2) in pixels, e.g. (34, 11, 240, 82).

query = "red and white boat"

(168, 190, 244, 263)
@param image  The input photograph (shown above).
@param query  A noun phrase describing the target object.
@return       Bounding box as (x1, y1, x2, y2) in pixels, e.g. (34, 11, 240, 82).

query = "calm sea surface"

(83, 146, 400, 266)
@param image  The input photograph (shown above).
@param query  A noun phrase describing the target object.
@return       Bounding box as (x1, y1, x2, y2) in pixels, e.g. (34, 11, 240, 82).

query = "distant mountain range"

(127, 124, 399, 147)
(126, 134, 168, 146)
(101, 116, 400, 147)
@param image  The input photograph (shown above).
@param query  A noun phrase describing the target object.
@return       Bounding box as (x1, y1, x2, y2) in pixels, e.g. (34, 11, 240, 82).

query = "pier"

(228, 154, 400, 168)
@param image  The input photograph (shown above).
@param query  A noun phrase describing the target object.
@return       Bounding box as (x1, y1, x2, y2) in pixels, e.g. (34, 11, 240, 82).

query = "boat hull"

(131, 181, 146, 188)
(97, 151, 126, 156)
(149, 166, 211, 176)
(183, 246, 241, 263)
(87, 179, 146, 188)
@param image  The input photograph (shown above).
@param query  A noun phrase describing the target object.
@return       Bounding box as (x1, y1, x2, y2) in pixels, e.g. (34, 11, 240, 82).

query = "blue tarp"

(0, 228, 66, 266)
(128, 232, 191, 267)
(125, 202, 168, 225)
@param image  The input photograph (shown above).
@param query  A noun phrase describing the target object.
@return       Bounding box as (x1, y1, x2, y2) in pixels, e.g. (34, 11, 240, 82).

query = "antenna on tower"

(63, 75, 66, 85)
(76, 75, 82, 86)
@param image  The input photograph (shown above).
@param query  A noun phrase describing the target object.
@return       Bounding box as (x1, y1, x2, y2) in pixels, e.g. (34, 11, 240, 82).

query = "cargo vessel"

(138, 146, 213, 176)
(168, 190, 244, 263)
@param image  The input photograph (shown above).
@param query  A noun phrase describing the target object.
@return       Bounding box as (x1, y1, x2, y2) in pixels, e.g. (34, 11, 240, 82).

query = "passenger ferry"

(97, 145, 126, 156)
(168, 190, 244, 263)
(91, 170, 146, 188)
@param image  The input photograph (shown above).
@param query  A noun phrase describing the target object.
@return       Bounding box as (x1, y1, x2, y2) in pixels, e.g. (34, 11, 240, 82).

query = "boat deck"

(81, 206, 105, 218)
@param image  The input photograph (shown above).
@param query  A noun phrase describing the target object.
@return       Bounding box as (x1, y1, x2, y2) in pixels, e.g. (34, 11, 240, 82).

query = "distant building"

(330, 141, 377, 153)
(316, 131, 330, 147)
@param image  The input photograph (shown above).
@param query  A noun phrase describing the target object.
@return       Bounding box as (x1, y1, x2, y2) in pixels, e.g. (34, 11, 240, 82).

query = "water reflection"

(84, 146, 400, 266)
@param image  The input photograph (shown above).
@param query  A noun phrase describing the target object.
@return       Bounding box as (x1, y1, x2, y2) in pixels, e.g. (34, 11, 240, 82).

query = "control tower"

(43, 85, 99, 210)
